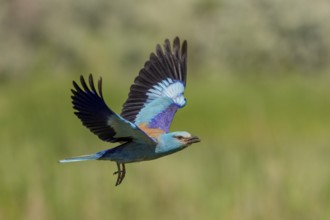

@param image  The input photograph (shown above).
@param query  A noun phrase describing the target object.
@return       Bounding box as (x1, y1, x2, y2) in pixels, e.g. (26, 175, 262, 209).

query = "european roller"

(59, 37, 200, 186)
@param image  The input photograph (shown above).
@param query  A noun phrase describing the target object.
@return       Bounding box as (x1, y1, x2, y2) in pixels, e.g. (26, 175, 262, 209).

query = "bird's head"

(156, 131, 200, 155)
(171, 131, 201, 147)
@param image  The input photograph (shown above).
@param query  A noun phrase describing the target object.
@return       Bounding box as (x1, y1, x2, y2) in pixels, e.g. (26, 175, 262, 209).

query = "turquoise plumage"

(59, 37, 200, 186)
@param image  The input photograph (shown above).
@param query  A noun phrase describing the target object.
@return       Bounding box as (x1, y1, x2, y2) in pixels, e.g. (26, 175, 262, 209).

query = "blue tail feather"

(58, 153, 101, 163)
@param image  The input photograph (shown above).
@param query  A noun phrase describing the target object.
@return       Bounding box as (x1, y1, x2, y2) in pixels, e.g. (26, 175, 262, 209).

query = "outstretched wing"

(121, 37, 187, 134)
(71, 75, 156, 146)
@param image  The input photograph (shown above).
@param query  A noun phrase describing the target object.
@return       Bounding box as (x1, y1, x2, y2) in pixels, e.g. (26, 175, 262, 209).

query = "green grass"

(1, 73, 330, 220)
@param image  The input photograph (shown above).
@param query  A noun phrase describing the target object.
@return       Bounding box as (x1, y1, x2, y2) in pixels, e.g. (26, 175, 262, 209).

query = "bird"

(59, 37, 200, 186)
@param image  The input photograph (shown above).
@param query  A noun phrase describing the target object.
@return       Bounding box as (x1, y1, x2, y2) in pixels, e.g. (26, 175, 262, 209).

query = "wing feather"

(72, 74, 156, 146)
(121, 37, 188, 133)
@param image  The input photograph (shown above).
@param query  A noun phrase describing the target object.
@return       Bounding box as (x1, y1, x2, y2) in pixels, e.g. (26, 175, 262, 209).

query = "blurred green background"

(1, 0, 330, 219)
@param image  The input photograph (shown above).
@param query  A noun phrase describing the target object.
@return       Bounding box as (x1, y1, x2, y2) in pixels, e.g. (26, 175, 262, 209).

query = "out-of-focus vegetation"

(1, 0, 330, 79)
(1, 0, 330, 219)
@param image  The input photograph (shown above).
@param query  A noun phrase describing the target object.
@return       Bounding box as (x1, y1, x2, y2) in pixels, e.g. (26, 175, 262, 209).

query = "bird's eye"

(176, 135, 184, 140)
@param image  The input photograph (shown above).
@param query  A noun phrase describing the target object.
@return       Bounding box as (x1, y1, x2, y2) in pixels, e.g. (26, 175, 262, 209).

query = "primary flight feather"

(59, 37, 200, 186)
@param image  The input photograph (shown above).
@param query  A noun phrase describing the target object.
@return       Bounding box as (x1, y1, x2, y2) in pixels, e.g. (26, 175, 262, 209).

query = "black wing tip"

(173, 37, 180, 48)
(71, 74, 104, 99)
(163, 37, 187, 53)
(98, 77, 103, 99)
(181, 40, 187, 57)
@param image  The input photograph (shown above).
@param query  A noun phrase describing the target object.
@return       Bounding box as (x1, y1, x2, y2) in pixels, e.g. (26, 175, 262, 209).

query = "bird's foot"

(113, 163, 126, 186)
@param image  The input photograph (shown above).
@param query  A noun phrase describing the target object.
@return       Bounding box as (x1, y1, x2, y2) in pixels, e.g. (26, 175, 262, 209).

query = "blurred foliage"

(1, 0, 330, 219)
(1, 73, 330, 220)
(0, 0, 330, 80)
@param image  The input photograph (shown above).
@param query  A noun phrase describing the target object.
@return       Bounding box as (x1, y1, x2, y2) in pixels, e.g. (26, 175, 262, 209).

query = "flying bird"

(59, 37, 200, 186)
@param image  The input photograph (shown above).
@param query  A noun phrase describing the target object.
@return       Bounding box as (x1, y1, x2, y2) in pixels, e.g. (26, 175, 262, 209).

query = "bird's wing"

(71, 75, 156, 146)
(121, 37, 187, 134)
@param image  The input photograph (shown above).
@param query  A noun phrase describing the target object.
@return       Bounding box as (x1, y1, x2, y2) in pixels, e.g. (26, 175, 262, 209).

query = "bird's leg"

(113, 163, 126, 186)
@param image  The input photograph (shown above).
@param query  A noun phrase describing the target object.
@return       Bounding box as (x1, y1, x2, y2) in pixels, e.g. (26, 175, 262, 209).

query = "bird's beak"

(186, 135, 201, 145)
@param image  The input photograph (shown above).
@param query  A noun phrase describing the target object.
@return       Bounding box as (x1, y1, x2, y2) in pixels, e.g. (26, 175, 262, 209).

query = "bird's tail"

(58, 153, 101, 163)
